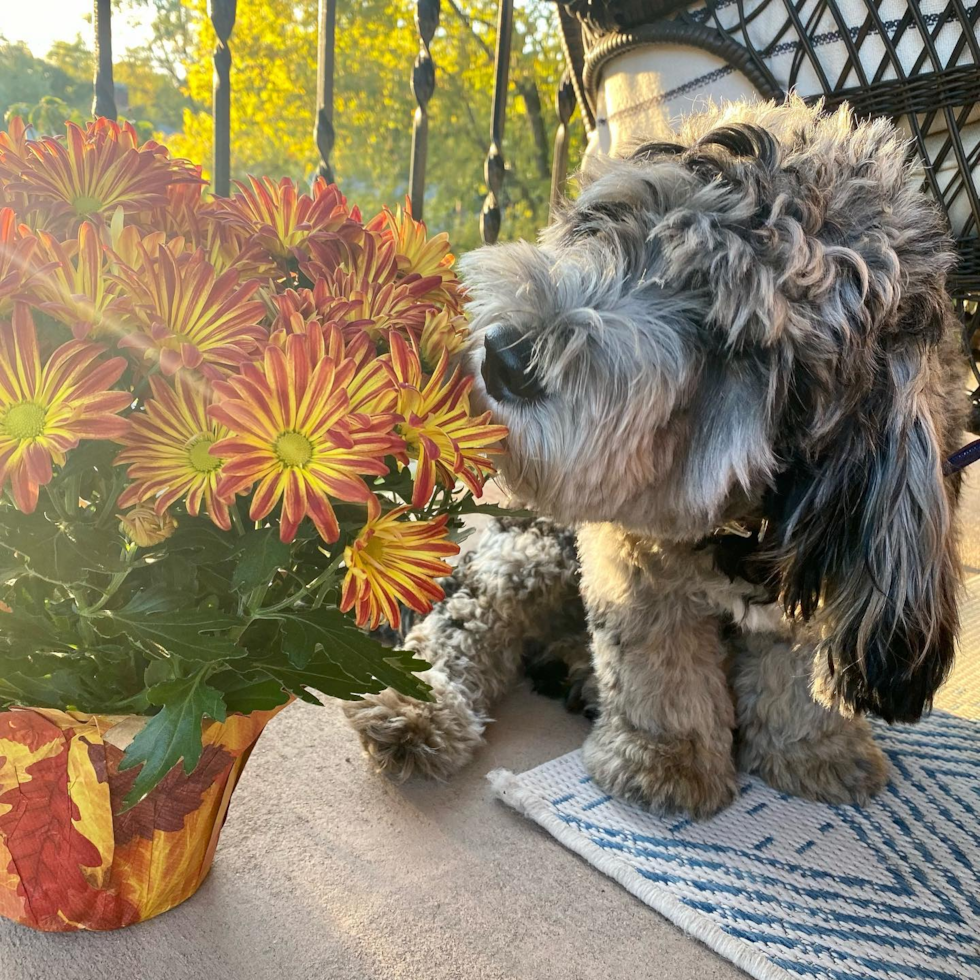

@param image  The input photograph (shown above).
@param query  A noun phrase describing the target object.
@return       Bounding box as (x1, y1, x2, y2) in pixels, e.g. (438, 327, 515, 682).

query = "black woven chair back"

(558, 0, 980, 422)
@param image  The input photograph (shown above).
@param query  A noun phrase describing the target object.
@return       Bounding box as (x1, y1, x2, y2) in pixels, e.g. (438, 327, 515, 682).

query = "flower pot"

(0, 704, 285, 932)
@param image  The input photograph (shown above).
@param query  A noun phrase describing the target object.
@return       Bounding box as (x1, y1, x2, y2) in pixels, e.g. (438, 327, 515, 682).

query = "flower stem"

(77, 545, 135, 615)
(96, 470, 127, 528)
(44, 484, 69, 522)
(77, 570, 128, 615)
(259, 553, 345, 614)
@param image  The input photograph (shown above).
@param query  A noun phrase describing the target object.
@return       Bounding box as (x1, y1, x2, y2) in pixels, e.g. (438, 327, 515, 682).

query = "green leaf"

(0, 604, 69, 653)
(232, 528, 291, 592)
(143, 658, 175, 689)
(155, 552, 199, 596)
(118, 672, 227, 810)
(52, 438, 118, 482)
(209, 670, 292, 714)
(99, 598, 247, 664)
(252, 647, 374, 703)
(275, 607, 432, 702)
(447, 524, 475, 548)
(164, 519, 241, 563)
(0, 562, 28, 586)
(0, 646, 145, 714)
(113, 585, 197, 616)
(375, 460, 415, 504)
(452, 497, 533, 519)
(0, 512, 128, 584)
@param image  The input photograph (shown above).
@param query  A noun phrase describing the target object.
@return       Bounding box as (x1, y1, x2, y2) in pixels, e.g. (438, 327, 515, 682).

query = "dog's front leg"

(578, 526, 738, 819)
(731, 631, 890, 804)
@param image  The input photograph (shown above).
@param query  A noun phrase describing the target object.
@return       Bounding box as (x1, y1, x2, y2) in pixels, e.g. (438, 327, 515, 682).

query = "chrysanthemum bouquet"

(0, 117, 506, 807)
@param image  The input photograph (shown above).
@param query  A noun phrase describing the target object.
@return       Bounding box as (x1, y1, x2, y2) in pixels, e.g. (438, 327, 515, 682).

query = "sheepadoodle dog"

(345, 98, 966, 818)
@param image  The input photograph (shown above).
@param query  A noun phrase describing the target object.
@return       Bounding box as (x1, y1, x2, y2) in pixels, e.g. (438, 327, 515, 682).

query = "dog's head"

(461, 98, 962, 723)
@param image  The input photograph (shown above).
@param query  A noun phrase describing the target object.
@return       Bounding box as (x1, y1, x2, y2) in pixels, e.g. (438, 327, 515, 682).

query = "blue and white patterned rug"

(490, 712, 980, 980)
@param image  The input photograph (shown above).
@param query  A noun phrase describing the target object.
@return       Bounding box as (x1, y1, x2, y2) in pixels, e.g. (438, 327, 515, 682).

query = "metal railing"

(90, 0, 577, 244)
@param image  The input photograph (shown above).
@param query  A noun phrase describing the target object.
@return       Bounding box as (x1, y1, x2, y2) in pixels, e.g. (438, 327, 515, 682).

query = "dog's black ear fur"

(767, 335, 960, 723)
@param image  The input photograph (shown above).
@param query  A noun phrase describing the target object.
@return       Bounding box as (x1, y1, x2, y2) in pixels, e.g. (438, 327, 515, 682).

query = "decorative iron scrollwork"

(409, 0, 440, 218)
(481, 0, 514, 245)
(315, 0, 337, 184)
(549, 71, 576, 218)
(209, 0, 236, 197)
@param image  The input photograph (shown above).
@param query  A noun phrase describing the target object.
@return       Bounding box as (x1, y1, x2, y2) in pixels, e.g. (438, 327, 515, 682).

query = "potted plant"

(0, 116, 505, 932)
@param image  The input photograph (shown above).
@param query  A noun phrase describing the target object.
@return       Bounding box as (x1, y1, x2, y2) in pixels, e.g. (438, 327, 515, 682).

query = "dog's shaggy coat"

(345, 99, 965, 818)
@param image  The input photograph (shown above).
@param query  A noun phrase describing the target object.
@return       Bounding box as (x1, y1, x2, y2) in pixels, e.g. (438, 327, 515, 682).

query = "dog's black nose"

(482, 326, 543, 402)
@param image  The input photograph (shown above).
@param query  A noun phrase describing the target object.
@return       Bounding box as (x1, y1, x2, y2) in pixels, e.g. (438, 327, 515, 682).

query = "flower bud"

(119, 503, 178, 547)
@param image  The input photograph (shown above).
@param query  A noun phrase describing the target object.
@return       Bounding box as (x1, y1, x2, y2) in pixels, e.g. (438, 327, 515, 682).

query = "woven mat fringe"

(489, 769, 793, 980)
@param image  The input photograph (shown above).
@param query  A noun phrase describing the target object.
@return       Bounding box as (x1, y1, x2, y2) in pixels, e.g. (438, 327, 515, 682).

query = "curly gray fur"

(345, 99, 965, 817)
(343, 517, 587, 779)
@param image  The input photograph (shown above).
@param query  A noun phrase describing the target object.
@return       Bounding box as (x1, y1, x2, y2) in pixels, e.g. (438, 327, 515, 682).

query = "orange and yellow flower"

(311, 266, 437, 348)
(367, 199, 455, 278)
(6, 119, 198, 231)
(389, 333, 507, 508)
(0, 118, 33, 218)
(32, 221, 124, 340)
(267, 287, 323, 345)
(333, 231, 399, 286)
(212, 176, 362, 267)
(0, 208, 39, 316)
(115, 373, 232, 530)
(197, 217, 277, 280)
(145, 178, 275, 280)
(265, 308, 397, 421)
(367, 200, 463, 312)
(419, 308, 468, 366)
(345, 333, 399, 418)
(0, 305, 130, 512)
(209, 333, 403, 543)
(0, 117, 31, 181)
(139, 168, 215, 243)
(340, 505, 458, 630)
(114, 243, 267, 376)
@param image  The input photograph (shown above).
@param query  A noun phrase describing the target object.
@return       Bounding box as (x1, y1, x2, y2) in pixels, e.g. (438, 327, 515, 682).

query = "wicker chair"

(555, 0, 980, 427)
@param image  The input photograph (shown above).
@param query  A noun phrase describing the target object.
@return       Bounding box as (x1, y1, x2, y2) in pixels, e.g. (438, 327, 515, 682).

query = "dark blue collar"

(944, 438, 980, 477)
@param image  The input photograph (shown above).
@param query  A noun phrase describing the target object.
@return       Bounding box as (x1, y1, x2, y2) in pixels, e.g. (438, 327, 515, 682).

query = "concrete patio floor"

(3, 475, 979, 980)
(0, 690, 745, 980)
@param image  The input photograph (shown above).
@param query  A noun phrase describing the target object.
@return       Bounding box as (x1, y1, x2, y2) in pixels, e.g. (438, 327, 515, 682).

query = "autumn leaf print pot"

(0, 705, 284, 931)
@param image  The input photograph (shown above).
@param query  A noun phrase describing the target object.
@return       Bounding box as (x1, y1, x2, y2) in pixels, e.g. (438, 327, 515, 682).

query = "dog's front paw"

(741, 717, 890, 805)
(342, 682, 485, 782)
(583, 716, 736, 819)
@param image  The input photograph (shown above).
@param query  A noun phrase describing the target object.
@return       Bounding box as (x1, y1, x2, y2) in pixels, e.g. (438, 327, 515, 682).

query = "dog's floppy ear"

(768, 331, 960, 723)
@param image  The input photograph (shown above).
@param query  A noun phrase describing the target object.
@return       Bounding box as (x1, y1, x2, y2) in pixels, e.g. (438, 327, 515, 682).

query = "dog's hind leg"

(523, 632, 598, 719)
(343, 517, 583, 780)
(731, 630, 890, 804)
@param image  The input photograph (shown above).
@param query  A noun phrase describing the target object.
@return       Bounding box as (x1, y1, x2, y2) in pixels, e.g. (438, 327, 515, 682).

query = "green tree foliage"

(1, 29, 193, 138)
(0, 40, 91, 132)
(1, 1, 583, 248)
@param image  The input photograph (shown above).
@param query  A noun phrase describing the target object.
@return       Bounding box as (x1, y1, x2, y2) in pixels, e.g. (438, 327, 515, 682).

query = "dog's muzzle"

(481, 326, 544, 403)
